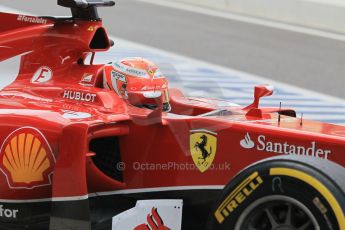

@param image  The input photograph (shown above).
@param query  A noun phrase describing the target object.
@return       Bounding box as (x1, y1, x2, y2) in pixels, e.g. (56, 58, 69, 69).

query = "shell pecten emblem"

(190, 129, 217, 173)
(0, 127, 55, 189)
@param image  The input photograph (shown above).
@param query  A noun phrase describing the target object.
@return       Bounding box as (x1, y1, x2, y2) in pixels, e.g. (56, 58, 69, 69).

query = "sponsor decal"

(0, 205, 18, 219)
(240, 133, 332, 159)
(112, 71, 126, 84)
(141, 84, 167, 91)
(81, 74, 93, 83)
(31, 66, 53, 83)
(62, 104, 93, 114)
(113, 62, 149, 78)
(59, 55, 70, 64)
(313, 197, 328, 214)
(240, 133, 255, 149)
(17, 15, 47, 24)
(313, 197, 334, 229)
(79, 73, 94, 86)
(111, 70, 128, 98)
(63, 90, 97, 103)
(62, 110, 92, 119)
(153, 69, 165, 79)
(134, 208, 170, 230)
(127, 68, 147, 77)
(272, 177, 284, 193)
(148, 69, 154, 76)
(214, 171, 263, 224)
(190, 129, 217, 173)
(0, 127, 55, 189)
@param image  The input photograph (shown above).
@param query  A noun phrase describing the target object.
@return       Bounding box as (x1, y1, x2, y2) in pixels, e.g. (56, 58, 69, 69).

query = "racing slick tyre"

(208, 156, 345, 230)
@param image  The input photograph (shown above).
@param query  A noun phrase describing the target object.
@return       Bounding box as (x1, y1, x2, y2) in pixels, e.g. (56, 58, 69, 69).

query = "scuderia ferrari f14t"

(1, 1, 345, 230)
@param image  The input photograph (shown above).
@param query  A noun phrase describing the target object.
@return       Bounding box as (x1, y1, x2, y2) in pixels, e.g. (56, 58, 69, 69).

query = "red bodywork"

(0, 9, 345, 229)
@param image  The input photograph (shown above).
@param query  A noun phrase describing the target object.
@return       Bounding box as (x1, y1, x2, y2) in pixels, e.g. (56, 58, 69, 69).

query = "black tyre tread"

(255, 155, 345, 195)
(208, 155, 345, 230)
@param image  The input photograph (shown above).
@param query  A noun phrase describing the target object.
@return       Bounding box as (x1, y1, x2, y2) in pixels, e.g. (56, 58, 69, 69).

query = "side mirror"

(129, 90, 164, 125)
(244, 84, 274, 110)
(147, 91, 163, 123)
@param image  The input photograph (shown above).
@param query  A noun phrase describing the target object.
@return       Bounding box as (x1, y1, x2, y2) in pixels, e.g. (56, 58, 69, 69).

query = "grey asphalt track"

(1, 0, 345, 98)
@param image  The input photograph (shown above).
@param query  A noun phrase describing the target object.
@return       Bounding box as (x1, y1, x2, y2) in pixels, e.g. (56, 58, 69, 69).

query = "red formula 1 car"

(1, 1, 345, 230)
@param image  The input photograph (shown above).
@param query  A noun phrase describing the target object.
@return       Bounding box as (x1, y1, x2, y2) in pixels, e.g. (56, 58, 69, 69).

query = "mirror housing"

(147, 91, 163, 123)
(244, 84, 274, 111)
(129, 91, 164, 125)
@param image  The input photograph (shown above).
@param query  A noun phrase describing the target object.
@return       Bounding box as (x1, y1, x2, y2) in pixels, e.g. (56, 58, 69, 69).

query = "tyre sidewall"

(209, 160, 344, 230)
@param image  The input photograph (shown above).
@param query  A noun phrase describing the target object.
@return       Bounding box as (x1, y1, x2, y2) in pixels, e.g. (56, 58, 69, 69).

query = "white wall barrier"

(174, 0, 345, 34)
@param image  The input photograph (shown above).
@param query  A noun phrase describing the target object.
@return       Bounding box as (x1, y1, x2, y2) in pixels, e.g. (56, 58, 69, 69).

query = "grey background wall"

(172, 0, 345, 34)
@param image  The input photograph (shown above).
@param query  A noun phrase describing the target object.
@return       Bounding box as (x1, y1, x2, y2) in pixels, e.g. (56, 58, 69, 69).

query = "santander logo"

(240, 133, 255, 149)
(240, 133, 332, 159)
(134, 208, 170, 230)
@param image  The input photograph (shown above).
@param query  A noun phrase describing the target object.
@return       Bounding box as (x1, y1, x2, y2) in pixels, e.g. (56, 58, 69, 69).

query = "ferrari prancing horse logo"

(190, 130, 217, 173)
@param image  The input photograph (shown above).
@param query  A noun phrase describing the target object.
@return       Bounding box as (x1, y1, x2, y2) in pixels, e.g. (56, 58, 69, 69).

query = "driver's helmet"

(103, 57, 171, 112)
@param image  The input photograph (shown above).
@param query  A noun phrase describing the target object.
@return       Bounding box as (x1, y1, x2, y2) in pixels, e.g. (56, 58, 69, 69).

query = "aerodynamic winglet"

(58, 0, 115, 20)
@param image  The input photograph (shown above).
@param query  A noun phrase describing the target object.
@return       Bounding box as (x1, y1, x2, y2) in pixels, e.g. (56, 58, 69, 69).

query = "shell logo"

(0, 127, 55, 189)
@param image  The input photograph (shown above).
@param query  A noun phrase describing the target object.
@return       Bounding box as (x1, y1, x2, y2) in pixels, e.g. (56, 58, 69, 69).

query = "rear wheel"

(208, 156, 345, 230)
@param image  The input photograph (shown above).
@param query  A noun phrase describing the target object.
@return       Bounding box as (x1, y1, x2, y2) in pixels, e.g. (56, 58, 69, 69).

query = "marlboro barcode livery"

(0, 1, 345, 230)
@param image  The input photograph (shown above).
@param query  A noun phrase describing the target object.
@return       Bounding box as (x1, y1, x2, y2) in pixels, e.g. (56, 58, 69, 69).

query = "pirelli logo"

(214, 172, 263, 224)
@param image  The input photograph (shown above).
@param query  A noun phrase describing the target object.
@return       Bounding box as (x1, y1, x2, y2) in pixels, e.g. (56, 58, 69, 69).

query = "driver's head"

(103, 57, 171, 112)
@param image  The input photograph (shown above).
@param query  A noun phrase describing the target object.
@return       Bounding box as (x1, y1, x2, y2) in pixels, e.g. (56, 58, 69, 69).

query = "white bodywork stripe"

(52, 195, 90, 202)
